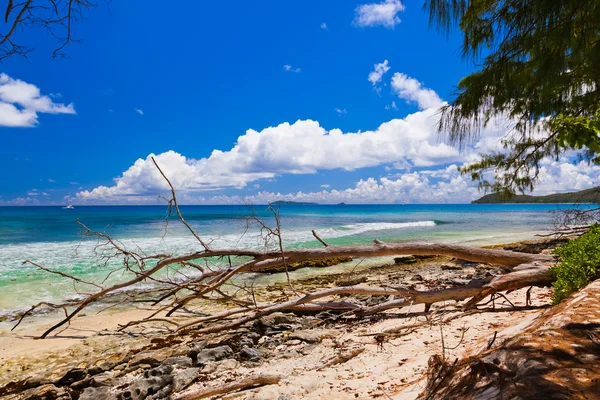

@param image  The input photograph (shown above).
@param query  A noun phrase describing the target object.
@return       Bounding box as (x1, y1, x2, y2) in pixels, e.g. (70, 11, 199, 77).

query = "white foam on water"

(0, 220, 437, 312)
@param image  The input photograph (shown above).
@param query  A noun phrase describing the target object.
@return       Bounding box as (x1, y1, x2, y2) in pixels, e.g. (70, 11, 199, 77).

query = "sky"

(1, 0, 599, 205)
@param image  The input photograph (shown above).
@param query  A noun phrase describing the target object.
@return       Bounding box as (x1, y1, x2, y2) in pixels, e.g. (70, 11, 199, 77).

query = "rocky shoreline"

(0, 238, 582, 399)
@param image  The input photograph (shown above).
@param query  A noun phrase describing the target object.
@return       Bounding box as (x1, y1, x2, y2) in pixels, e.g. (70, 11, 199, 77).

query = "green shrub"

(551, 224, 600, 304)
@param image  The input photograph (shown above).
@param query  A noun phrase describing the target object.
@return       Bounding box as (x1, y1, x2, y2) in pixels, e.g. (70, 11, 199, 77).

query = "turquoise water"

(0, 204, 575, 313)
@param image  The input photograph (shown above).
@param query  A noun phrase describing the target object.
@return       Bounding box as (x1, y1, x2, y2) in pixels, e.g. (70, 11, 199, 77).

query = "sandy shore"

(0, 240, 558, 399)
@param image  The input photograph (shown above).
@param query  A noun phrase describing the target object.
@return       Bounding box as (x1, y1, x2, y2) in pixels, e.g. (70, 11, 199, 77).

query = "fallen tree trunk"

(24, 237, 554, 338)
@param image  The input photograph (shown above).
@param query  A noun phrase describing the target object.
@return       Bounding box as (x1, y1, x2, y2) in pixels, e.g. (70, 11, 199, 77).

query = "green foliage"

(424, 0, 600, 194)
(551, 224, 600, 304)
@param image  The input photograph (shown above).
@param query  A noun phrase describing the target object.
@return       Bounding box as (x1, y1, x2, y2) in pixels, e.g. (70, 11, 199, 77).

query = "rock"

(476, 264, 494, 270)
(162, 356, 193, 368)
(200, 361, 218, 374)
(142, 364, 173, 378)
(255, 256, 353, 273)
(79, 386, 119, 400)
(192, 345, 234, 366)
(171, 368, 199, 392)
(126, 365, 174, 400)
(21, 384, 69, 400)
(394, 255, 435, 264)
(215, 359, 238, 372)
(128, 348, 173, 367)
(264, 324, 294, 335)
(247, 332, 261, 344)
(289, 329, 339, 343)
(238, 337, 255, 348)
(89, 371, 117, 387)
(261, 312, 299, 326)
(126, 376, 172, 400)
(412, 274, 424, 281)
(441, 264, 462, 270)
(395, 256, 418, 264)
(56, 368, 87, 386)
(240, 347, 263, 361)
(335, 276, 368, 286)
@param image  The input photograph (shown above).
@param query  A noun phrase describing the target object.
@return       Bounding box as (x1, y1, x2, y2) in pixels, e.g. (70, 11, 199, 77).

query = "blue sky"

(1, 0, 597, 205)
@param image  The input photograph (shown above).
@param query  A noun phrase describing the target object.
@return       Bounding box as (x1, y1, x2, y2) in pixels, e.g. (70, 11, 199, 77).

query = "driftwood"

(176, 374, 283, 399)
(14, 157, 558, 339)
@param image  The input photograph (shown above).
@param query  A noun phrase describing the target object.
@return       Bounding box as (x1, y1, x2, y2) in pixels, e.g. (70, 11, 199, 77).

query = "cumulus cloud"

(531, 158, 600, 195)
(368, 60, 390, 86)
(0, 73, 75, 127)
(77, 73, 515, 203)
(77, 110, 472, 201)
(391, 72, 444, 110)
(353, 0, 405, 29)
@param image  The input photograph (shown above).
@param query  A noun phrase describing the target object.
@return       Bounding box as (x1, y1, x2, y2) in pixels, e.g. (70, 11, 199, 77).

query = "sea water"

(0, 204, 576, 314)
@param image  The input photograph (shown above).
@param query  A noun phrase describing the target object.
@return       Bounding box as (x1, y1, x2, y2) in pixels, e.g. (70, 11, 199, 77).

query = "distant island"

(472, 187, 600, 204)
(270, 201, 319, 205)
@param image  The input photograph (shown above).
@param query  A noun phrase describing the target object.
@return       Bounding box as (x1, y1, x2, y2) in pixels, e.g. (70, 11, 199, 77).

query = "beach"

(0, 204, 587, 399)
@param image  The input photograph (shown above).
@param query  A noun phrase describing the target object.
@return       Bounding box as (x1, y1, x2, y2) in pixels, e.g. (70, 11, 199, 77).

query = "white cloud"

(320, 184, 331, 188)
(69, 181, 79, 185)
(385, 101, 398, 110)
(27, 189, 39, 196)
(77, 108, 471, 202)
(135, 108, 144, 115)
(320, 22, 328, 30)
(0, 74, 75, 127)
(283, 65, 301, 73)
(391, 72, 444, 110)
(334, 108, 347, 115)
(48, 179, 56, 183)
(77, 73, 516, 203)
(353, 0, 405, 29)
(530, 158, 600, 195)
(368, 60, 390, 86)
(0, 197, 41, 206)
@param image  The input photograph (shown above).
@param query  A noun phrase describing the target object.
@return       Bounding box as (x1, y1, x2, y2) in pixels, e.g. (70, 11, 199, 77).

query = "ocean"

(0, 204, 576, 314)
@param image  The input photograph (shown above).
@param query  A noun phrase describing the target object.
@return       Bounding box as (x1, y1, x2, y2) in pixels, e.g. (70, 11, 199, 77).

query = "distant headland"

(472, 187, 600, 204)
(270, 201, 319, 205)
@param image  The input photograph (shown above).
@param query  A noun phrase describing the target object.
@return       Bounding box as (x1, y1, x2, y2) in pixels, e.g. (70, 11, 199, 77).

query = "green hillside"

(472, 187, 600, 204)
(270, 201, 319, 205)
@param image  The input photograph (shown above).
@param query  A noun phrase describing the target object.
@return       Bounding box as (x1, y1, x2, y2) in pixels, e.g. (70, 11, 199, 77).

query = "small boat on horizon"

(63, 205, 75, 209)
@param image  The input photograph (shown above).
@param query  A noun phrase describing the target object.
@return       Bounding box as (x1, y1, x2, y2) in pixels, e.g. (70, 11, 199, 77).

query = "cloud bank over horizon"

(68, 69, 600, 206)
(74, 72, 486, 204)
